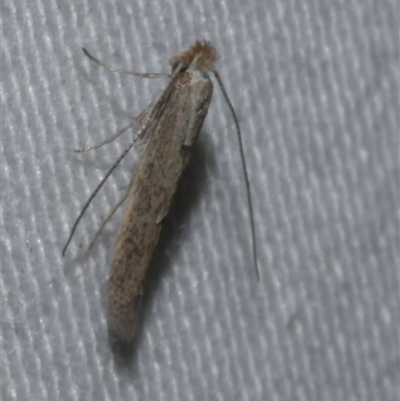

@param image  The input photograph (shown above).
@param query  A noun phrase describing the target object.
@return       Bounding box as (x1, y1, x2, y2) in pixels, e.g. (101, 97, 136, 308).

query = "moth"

(63, 41, 258, 342)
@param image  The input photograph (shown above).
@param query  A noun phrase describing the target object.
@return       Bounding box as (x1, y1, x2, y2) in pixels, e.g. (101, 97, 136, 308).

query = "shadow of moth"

(63, 40, 258, 342)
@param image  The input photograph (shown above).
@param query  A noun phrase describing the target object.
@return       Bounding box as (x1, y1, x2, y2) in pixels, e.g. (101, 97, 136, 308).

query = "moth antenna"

(82, 48, 169, 78)
(212, 69, 260, 281)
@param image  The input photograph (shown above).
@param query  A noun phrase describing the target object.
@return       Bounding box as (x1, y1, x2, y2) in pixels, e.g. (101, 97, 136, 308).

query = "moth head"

(169, 40, 218, 72)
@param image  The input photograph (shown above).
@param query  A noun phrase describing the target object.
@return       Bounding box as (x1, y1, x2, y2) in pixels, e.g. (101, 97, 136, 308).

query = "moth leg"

(86, 192, 128, 254)
(74, 94, 162, 153)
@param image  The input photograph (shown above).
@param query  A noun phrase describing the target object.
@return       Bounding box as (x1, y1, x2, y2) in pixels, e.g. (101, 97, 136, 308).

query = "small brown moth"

(63, 41, 258, 342)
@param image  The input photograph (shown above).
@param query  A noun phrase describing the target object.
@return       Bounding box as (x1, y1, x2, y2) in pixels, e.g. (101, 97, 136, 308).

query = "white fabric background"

(2, 0, 398, 400)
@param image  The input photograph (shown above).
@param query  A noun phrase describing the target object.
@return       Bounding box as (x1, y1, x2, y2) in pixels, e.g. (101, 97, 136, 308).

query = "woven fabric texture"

(2, 0, 398, 400)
